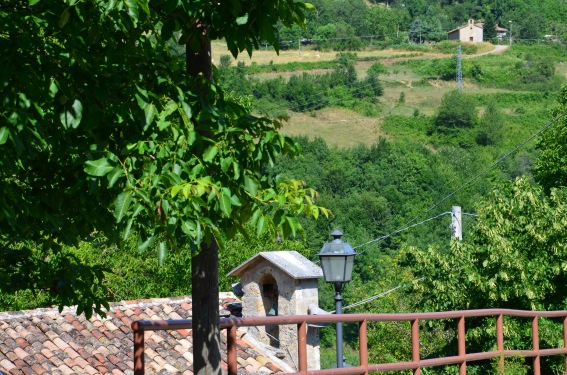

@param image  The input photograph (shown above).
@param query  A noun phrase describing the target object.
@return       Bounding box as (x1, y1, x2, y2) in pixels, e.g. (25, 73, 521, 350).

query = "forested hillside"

(278, 0, 567, 47)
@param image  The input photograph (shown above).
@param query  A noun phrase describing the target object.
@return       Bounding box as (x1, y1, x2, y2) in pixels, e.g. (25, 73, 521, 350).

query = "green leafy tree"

(435, 90, 478, 132)
(483, 12, 498, 41)
(476, 102, 504, 146)
(0, 0, 328, 373)
(406, 177, 567, 369)
(409, 177, 567, 312)
(534, 85, 567, 193)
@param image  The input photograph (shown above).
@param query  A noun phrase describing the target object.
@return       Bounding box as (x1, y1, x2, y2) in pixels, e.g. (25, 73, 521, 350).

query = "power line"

(327, 277, 425, 314)
(400, 108, 567, 230)
(355, 212, 451, 253)
(354, 108, 567, 254)
(462, 212, 479, 217)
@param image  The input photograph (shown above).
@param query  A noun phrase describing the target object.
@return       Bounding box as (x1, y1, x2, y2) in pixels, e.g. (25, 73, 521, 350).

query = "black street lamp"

(317, 230, 357, 368)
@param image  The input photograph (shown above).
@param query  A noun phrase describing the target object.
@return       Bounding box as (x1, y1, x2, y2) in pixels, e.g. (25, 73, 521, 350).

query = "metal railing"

(131, 309, 567, 375)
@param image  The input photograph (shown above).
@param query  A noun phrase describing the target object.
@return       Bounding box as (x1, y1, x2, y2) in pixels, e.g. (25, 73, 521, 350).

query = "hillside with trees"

(277, 0, 567, 46)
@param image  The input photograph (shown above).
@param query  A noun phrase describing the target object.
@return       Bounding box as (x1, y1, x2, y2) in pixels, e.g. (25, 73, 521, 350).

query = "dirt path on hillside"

(470, 44, 509, 57)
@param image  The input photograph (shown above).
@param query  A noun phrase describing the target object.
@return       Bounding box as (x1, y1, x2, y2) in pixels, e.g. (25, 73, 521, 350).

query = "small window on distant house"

(470, 37, 473, 41)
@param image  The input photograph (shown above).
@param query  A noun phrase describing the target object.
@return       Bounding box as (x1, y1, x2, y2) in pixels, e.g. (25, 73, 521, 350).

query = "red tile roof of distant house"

(0, 293, 283, 375)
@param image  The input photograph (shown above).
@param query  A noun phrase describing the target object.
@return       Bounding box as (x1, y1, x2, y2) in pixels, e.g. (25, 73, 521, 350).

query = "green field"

(217, 42, 566, 149)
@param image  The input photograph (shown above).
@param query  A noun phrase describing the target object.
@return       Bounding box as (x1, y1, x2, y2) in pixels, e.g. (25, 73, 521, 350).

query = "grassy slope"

(214, 41, 566, 149)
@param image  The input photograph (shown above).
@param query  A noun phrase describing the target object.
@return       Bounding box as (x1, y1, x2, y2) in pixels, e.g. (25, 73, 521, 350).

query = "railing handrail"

(131, 308, 567, 331)
(131, 309, 567, 375)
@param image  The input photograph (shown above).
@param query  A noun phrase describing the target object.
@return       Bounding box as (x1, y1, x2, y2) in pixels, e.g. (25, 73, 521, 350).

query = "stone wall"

(240, 262, 321, 370)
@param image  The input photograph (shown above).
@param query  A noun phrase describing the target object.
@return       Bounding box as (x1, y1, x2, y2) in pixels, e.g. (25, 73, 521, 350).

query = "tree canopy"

(1, 0, 327, 373)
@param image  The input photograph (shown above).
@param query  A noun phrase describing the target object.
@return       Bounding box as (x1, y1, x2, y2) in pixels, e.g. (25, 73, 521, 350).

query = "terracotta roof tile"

(0, 293, 285, 374)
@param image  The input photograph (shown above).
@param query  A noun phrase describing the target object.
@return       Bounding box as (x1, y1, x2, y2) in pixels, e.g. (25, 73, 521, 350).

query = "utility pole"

(456, 45, 463, 90)
(450, 206, 462, 240)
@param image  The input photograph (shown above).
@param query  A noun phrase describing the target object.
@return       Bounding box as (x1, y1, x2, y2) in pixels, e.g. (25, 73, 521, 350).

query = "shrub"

(476, 102, 504, 146)
(435, 90, 478, 132)
(368, 62, 388, 76)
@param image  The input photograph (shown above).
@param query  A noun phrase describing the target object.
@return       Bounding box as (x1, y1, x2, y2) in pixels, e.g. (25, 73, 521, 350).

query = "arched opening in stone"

(260, 274, 279, 348)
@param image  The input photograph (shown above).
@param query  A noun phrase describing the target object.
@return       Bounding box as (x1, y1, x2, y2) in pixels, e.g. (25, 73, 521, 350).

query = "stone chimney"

(228, 251, 323, 371)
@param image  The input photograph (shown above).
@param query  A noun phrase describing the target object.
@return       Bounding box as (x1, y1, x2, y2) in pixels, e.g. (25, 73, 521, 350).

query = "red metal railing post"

(496, 314, 504, 373)
(297, 321, 308, 374)
(131, 309, 567, 375)
(411, 319, 420, 375)
(359, 320, 368, 375)
(227, 324, 237, 375)
(132, 322, 145, 375)
(458, 316, 466, 375)
(563, 316, 567, 372)
(532, 316, 540, 375)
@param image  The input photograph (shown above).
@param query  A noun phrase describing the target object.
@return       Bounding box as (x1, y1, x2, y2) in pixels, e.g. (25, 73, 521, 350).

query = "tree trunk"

(186, 22, 220, 375)
(191, 239, 221, 374)
(186, 23, 212, 81)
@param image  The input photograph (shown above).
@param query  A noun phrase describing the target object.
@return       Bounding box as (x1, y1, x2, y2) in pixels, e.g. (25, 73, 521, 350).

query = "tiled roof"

(0, 293, 283, 375)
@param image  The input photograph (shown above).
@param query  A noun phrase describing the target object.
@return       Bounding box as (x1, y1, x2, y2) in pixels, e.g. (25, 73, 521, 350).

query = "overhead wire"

(355, 211, 451, 254)
(462, 212, 479, 217)
(353, 108, 567, 254)
(400, 108, 567, 228)
(334, 277, 425, 313)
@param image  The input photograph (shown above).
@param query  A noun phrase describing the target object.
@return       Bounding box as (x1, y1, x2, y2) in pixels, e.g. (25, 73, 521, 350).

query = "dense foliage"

(275, 0, 567, 48)
(219, 53, 384, 116)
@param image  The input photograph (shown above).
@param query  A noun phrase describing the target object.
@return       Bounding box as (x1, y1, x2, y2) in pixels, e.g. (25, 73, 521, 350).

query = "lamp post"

(318, 230, 357, 368)
(509, 20, 512, 46)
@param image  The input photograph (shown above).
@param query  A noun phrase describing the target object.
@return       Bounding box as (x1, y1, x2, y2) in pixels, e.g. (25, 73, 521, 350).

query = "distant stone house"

(447, 19, 484, 43)
(447, 19, 509, 43)
(495, 25, 509, 41)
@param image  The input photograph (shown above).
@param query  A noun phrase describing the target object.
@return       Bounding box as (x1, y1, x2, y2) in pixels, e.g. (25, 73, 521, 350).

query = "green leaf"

(126, 0, 140, 21)
(137, 0, 150, 15)
(251, 208, 261, 226)
(210, 226, 225, 252)
(221, 157, 232, 173)
(60, 99, 83, 129)
(181, 220, 196, 236)
(171, 185, 182, 198)
(220, 191, 232, 216)
(59, 7, 71, 28)
(144, 103, 157, 127)
(138, 235, 155, 253)
(132, 202, 144, 217)
(49, 79, 58, 98)
(134, 189, 152, 206)
(235, 14, 249, 25)
(244, 175, 259, 197)
(114, 192, 133, 223)
(203, 145, 218, 162)
(180, 102, 192, 125)
(229, 194, 241, 207)
(0, 127, 10, 145)
(84, 158, 114, 176)
(232, 160, 240, 179)
(107, 167, 124, 188)
(158, 241, 167, 266)
(122, 218, 134, 241)
(302, 2, 315, 11)
(285, 216, 299, 237)
(256, 215, 266, 236)
(28, 0, 41, 5)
